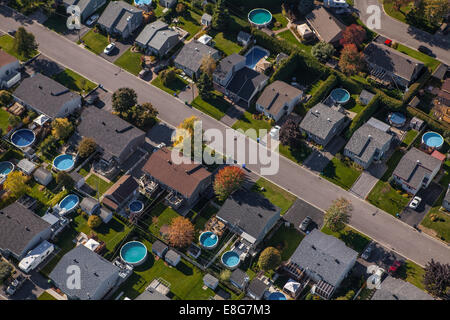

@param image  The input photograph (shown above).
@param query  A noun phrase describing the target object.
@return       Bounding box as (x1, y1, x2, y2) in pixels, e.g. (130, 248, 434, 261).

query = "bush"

(0, 262, 13, 284)
(87, 215, 102, 229)
(219, 269, 232, 282)
(346, 94, 380, 138)
(251, 29, 296, 56)
(258, 247, 281, 271)
(403, 68, 432, 103)
(78, 137, 97, 158)
(160, 68, 177, 86)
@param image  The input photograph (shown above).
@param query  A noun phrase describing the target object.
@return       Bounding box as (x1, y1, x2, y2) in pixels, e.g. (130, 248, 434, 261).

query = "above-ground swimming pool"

(58, 194, 79, 213)
(0, 161, 14, 177)
(10, 129, 36, 148)
(422, 131, 444, 149)
(134, 0, 151, 6)
(330, 88, 350, 104)
(120, 241, 148, 266)
(248, 8, 272, 27)
(221, 251, 240, 269)
(199, 231, 219, 249)
(53, 154, 75, 172)
(245, 46, 270, 69)
(129, 200, 144, 214)
(268, 292, 286, 300)
(388, 112, 406, 127)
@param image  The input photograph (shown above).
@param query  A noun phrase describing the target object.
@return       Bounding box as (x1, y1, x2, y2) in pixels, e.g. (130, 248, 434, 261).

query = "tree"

(173, 115, 201, 154)
(0, 90, 13, 107)
(311, 41, 335, 62)
(56, 172, 75, 190)
(112, 87, 138, 113)
(297, 0, 314, 15)
(4, 171, 28, 199)
(78, 137, 97, 158)
(160, 68, 177, 87)
(204, 2, 214, 14)
(336, 290, 355, 300)
(339, 44, 365, 76)
(0, 262, 13, 285)
(422, 0, 449, 25)
(258, 247, 281, 271)
(220, 269, 232, 281)
(175, 2, 186, 15)
(200, 55, 216, 76)
(211, 0, 230, 31)
(214, 166, 245, 201)
(13, 27, 38, 59)
(423, 259, 450, 299)
(8, 115, 21, 128)
(279, 119, 303, 149)
(392, 0, 411, 12)
(340, 24, 366, 48)
(324, 197, 352, 232)
(167, 217, 195, 248)
(87, 215, 102, 229)
(52, 118, 74, 140)
(197, 72, 214, 100)
(191, 0, 202, 10)
(131, 102, 159, 129)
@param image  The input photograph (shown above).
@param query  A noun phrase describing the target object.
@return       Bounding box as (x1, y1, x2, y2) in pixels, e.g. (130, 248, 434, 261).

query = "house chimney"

(327, 118, 331, 122)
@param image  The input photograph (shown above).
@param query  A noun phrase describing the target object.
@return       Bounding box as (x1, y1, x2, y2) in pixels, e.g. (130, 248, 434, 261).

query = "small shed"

(152, 240, 169, 258)
(201, 13, 212, 26)
(17, 159, 37, 175)
(198, 34, 213, 46)
(409, 117, 425, 131)
(80, 197, 100, 215)
(408, 96, 420, 108)
(33, 167, 53, 186)
(230, 268, 249, 290)
(359, 89, 375, 105)
(203, 273, 219, 290)
(187, 243, 201, 259)
(98, 208, 113, 224)
(297, 23, 313, 38)
(237, 31, 252, 46)
(165, 249, 181, 267)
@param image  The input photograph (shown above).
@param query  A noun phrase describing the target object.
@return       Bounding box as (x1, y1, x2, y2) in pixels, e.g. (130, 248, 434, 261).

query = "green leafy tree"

(211, 0, 230, 30)
(8, 115, 21, 128)
(78, 137, 97, 158)
(197, 72, 214, 100)
(13, 27, 38, 59)
(298, 0, 314, 15)
(128, 103, 159, 129)
(56, 172, 75, 190)
(4, 171, 28, 199)
(0, 90, 13, 107)
(52, 118, 74, 140)
(258, 247, 281, 271)
(423, 259, 450, 299)
(112, 87, 138, 113)
(0, 262, 13, 284)
(311, 41, 335, 61)
(219, 269, 232, 282)
(213, 166, 246, 201)
(160, 68, 177, 87)
(324, 197, 352, 232)
(204, 2, 214, 14)
(422, 0, 449, 25)
(87, 215, 102, 229)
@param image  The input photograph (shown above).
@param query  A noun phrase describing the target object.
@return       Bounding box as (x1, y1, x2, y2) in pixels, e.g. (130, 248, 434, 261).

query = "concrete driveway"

(350, 171, 379, 199)
(283, 199, 324, 232)
(99, 41, 131, 63)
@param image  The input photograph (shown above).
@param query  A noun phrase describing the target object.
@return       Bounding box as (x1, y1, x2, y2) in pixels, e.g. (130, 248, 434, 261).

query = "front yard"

(367, 180, 411, 216)
(114, 48, 143, 76)
(0, 34, 38, 61)
(321, 157, 362, 191)
(52, 68, 97, 94)
(396, 44, 440, 72)
(232, 111, 273, 139)
(151, 74, 188, 96)
(81, 29, 109, 55)
(251, 178, 296, 215)
(321, 225, 371, 254)
(191, 92, 231, 121)
(278, 142, 312, 165)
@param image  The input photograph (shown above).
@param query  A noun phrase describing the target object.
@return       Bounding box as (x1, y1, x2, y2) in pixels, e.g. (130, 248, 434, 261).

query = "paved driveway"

(99, 41, 131, 63)
(350, 171, 379, 199)
(283, 199, 324, 232)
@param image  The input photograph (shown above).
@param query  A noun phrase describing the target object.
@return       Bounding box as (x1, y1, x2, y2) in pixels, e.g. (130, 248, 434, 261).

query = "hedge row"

(406, 106, 450, 135)
(346, 93, 381, 138)
(403, 68, 432, 103)
(304, 74, 338, 109)
(251, 29, 296, 55)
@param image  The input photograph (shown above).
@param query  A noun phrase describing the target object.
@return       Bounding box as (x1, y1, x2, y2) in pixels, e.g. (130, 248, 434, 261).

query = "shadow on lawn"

(176, 261, 194, 276)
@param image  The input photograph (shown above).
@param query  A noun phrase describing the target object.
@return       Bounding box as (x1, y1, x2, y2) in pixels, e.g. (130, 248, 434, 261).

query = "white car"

(103, 43, 116, 55)
(270, 125, 281, 140)
(86, 14, 99, 26)
(409, 196, 422, 210)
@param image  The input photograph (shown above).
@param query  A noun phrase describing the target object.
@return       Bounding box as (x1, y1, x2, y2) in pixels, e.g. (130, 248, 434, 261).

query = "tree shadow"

(176, 261, 194, 276)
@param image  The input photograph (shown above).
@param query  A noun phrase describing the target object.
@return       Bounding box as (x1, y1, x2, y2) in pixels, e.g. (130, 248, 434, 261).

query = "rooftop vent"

(102, 121, 106, 126)
(311, 245, 316, 250)
(93, 272, 99, 277)
(25, 227, 30, 231)
(335, 259, 340, 264)
(73, 259, 79, 263)
(327, 118, 331, 122)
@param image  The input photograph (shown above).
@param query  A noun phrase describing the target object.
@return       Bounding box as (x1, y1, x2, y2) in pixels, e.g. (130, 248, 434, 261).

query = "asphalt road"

(354, 0, 450, 65)
(1, 6, 449, 266)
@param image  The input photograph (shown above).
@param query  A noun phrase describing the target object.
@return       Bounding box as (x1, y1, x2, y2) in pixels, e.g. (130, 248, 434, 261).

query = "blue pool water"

(268, 292, 286, 300)
(248, 9, 272, 26)
(221, 251, 240, 268)
(245, 46, 269, 69)
(53, 154, 75, 172)
(389, 112, 406, 126)
(129, 200, 144, 213)
(330, 88, 350, 104)
(0, 162, 13, 176)
(134, 0, 151, 5)
(59, 194, 79, 212)
(422, 131, 444, 149)
(10, 129, 35, 148)
(199, 231, 218, 249)
(121, 241, 148, 265)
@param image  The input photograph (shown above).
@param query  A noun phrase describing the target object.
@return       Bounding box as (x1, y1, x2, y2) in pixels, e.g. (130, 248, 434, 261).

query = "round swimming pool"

(0, 161, 14, 177)
(134, 0, 151, 6)
(58, 194, 79, 213)
(268, 291, 287, 300)
(388, 112, 406, 127)
(199, 231, 219, 249)
(53, 154, 75, 172)
(221, 251, 240, 269)
(248, 8, 272, 27)
(129, 200, 144, 214)
(422, 131, 444, 149)
(10, 129, 36, 148)
(120, 241, 148, 266)
(330, 88, 350, 104)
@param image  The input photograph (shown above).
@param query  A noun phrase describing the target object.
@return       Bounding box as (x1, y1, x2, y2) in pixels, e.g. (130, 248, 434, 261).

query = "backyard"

(0, 34, 38, 61)
(321, 157, 362, 190)
(211, 31, 243, 56)
(85, 174, 114, 198)
(401, 129, 419, 147)
(266, 224, 304, 261)
(52, 68, 97, 94)
(114, 48, 143, 76)
(145, 202, 180, 237)
(172, 9, 202, 41)
(251, 178, 296, 215)
(0, 108, 10, 133)
(191, 92, 231, 121)
(81, 29, 110, 55)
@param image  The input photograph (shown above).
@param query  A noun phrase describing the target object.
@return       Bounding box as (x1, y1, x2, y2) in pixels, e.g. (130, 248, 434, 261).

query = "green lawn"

(0, 34, 38, 61)
(85, 175, 114, 198)
(278, 142, 312, 165)
(396, 44, 440, 72)
(398, 260, 426, 291)
(381, 149, 404, 181)
(0, 108, 10, 133)
(251, 178, 296, 215)
(151, 74, 188, 96)
(191, 92, 231, 120)
(345, 95, 365, 114)
(401, 129, 418, 147)
(266, 224, 304, 261)
(383, 0, 414, 24)
(321, 225, 371, 253)
(321, 157, 362, 190)
(367, 180, 411, 216)
(37, 291, 57, 300)
(278, 29, 300, 46)
(232, 112, 273, 139)
(52, 68, 96, 94)
(145, 203, 180, 237)
(81, 29, 110, 55)
(43, 13, 69, 34)
(114, 48, 143, 76)
(173, 11, 202, 40)
(211, 31, 243, 56)
(193, 204, 218, 232)
(272, 12, 288, 31)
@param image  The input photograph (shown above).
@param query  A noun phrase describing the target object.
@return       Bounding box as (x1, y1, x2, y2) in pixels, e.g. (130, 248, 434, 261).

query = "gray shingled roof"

(216, 189, 280, 241)
(445, 186, 450, 204)
(305, 6, 345, 43)
(62, 0, 91, 13)
(256, 80, 303, 116)
(372, 276, 434, 300)
(237, 31, 251, 42)
(49, 245, 120, 300)
(0, 202, 51, 257)
(226, 67, 268, 102)
(79, 197, 99, 214)
(201, 13, 212, 22)
(151, 240, 168, 256)
(214, 53, 246, 82)
(98, 1, 142, 31)
(393, 148, 442, 188)
(13, 73, 80, 119)
(135, 288, 170, 300)
(299, 103, 346, 140)
(248, 278, 267, 297)
(359, 89, 375, 104)
(289, 229, 358, 287)
(230, 268, 249, 288)
(203, 273, 219, 287)
(135, 20, 167, 46)
(364, 42, 424, 82)
(174, 40, 219, 75)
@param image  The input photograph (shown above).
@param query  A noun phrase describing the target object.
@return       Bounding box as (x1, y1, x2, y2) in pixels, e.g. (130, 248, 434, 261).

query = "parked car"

(417, 45, 435, 57)
(388, 260, 403, 274)
(299, 216, 312, 232)
(85, 14, 99, 27)
(270, 125, 281, 140)
(409, 196, 422, 210)
(139, 69, 150, 79)
(6, 275, 25, 296)
(103, 43, 116, 55)
(361, 243, 373, 260)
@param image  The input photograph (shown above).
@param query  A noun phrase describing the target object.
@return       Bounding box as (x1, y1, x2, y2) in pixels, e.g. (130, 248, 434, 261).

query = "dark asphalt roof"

(247, 278, 267, 297)
(135, 288, 170, 300)
(135, 20, 177, 50)
(214, 53, 245, 83)
(299, 103, 346, 140)
(0, 202, 51, 257)
(102, 174, 138, 210)
(226, 67, 268, 102)
(98, 1, 142, 31)
(372, 276, 434, 300)
(359, 89, 375, 103)
(230, 268, 249, 288)
(256, 80, 303, 116)
(174, 40, 219, 74)
(79, 197, 99, 213)
(305, 6, 345, 43)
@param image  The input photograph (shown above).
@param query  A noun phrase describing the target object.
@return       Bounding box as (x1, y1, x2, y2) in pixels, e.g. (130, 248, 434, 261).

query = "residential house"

(216, 189, 281, 247)
(49, 245, 121, 300)
(173, 40, 220, 78)
(160, 0, 177, 8)
(151, 240, 168, 258)
(142, 148, 213, 209)
(230, 268, 249, 291)
(203, 274, 219, 290)
(364, 42, 425, 88)
(0, 49, 20, 89)
(76, 106, 146, 166)
(237, 31, 252, 47)
(299, 103, 348, 146)
(101, 174, 139, 211)
(61, 0, 106, 22)
(135, 279, 170, 300)
(0, 202, 52, 260)
(443, 185, 450, 211)
(371, 276, 434, 300)
(201, 13, 212, 27)
(359, 89, 375, 105)
(343, 117, 393, 169)
(431, 63, 448, 81)
(392, 148, 442, 195)
(305, 6, 345, 45)
(256, 80, 303, 122)
(434, 78, 450, 107)
(13, 73, 82, 119)
(97, 1, 143, 38)
(286, 229, 358, 299)
(135, 20, 180, 57)
(247, 278, 268, 300)
(33, 167, 53, 186)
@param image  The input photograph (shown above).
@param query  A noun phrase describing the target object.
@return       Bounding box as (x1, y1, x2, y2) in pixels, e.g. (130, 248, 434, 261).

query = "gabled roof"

(49, 245, 120, 300)
(62, 0, 92, 13)
(102, 174, 138, 210)
(226, 67, 268, 102)
(230, 268, 249, 288)
(299, 103, 346, 140)
(256, 80, 303, 116)
(372, 276, 434, 300)
(151, 240, 168, 255)
(248, 278, 267, 297)
(13, 73, 80, 118)
(174, 40, 219, 74)
(0, 202, 51, 257)
(80, 197, 99, 213)
(237, 31, 251, 42)
(214, 53, 246, 82)
(359, 89, 375, 103)
(0, 49, 18, 67)
(201, 13, 212, 22)
(142, 148, 212, 199)
(305, 6, 345, 43)
(98, 1, 142, 31)
(135, 20, 178, 51)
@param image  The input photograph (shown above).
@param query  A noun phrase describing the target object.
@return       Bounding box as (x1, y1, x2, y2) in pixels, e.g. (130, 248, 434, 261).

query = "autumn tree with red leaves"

(339, 44, 365, 76)
(167, 217, 195, 248)
(214, 166, 246, 201)
(340, 24, 366, 48)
